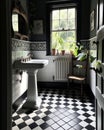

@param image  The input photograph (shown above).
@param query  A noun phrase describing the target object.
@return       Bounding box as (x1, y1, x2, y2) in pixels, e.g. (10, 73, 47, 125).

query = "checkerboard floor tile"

(12, 87, 96, 130)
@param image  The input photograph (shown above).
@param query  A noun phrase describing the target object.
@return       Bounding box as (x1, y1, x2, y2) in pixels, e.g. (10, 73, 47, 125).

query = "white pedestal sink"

(13, 59, 48, 109)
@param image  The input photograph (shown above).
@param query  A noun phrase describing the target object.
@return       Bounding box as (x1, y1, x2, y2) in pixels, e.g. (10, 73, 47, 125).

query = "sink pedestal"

(13, 59, 49, 109)
(22, 69, 41, 109)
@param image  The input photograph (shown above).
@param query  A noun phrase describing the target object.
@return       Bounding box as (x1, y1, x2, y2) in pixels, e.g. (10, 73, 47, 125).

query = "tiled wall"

(12, 38, 46, 103)
(12, 38, 96, 103)
(12, 39, 30, 103)
(80, 38, 97, 96)
(89, 36, 97, 96)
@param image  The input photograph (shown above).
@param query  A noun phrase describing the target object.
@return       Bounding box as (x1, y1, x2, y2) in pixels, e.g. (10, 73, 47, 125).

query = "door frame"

(1, 0, 12, 130)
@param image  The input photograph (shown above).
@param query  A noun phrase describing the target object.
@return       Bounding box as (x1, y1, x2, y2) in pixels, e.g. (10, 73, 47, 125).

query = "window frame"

(46, 2, 80, 55)
(50, 7, 77, 54)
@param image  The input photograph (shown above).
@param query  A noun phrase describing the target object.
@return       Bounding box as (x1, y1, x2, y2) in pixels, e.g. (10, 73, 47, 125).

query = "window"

(51, 7, 77, 54)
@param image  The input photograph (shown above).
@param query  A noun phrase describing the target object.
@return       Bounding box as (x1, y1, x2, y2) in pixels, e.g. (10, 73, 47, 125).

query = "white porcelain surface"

(13, 59, 49, 70)
(13, 59, 48, 109)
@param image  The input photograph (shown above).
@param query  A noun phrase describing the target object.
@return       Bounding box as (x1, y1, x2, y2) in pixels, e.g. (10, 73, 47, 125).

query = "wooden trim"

(13, 8, 28, 24)
(1, 0, 12, 130)
(96, 86, 104, 111)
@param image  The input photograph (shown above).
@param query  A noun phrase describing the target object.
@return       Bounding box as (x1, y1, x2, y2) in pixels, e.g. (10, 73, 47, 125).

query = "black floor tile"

(12, 87, 96, 130)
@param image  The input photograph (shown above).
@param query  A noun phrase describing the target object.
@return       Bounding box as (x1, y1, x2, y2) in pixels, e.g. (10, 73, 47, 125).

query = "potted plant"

(51, 33, 60, 55)
(51, 42, 57, 55)
(56, 35, 66, 55)
(60, 39, 65, 55)
(52, 32, 68, 55)
(69, 42, 84, 57)
(89, 55, 102, 73)
(69, 43, 78, 56)
(52, 48, 56, 55)
(76, 46, 102, 73)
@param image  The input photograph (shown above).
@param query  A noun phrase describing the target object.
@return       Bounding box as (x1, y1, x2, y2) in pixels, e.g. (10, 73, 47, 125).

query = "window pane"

(58, 31, 76, 43)
(51, 32, 58, 48)
(52, 20, 59, 30)
(51, 31, 76, 52)
(52, 10, 59, 19)
(60, 9, 67, 19)
(67, 31, 76, 42)
(51, 7, 77, 54)
(68, 8, 75, 19)
(51, 32, 63, 50)
(68, 19, 76, 29)
(60, 19, 68, 29)
(58, 31, 67, 41)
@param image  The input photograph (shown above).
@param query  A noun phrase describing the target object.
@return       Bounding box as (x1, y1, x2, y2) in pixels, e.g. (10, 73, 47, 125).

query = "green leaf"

(76, 64, 83, 68)
(77, 52, 87, 61)
(89, 55, 96, 63)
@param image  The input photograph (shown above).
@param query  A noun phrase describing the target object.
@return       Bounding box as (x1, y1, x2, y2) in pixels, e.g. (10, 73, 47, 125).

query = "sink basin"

(13, 59, 49, 109)
(13, 59, 49, 70)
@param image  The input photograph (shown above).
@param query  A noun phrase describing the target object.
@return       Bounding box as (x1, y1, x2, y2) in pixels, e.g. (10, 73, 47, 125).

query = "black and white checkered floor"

(12, 87, 96, 130)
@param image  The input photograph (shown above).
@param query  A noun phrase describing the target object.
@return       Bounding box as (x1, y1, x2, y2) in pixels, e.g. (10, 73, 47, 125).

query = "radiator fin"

(54, 57, 70, 81)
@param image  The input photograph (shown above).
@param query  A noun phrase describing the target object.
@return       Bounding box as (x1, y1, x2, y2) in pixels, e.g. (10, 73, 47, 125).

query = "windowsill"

(46, 53, 71, 57)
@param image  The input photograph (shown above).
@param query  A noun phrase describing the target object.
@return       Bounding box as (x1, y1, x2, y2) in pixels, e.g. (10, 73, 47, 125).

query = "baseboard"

(38, 81, 88, 89)
(38, 81, 67, 89)
(38, 81, 95, 99)
(12, 91, 27, 112)
(12, 81, 95, 112)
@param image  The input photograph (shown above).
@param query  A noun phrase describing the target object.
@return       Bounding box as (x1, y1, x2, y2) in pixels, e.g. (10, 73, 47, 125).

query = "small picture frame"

(90, 10, 95, 31)
(33, 20, 43, 34)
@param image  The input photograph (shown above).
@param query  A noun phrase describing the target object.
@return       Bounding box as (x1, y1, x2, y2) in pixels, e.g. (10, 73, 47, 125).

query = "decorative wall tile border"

(30, 41, 46, 51)
(12, 38, 96, 52)
(80, 39, 90, 50)
(12, 38, 46, 51)
(80, 37, 97, 50)
(12, 38, 30, 51)
(89, 36, 97, 50)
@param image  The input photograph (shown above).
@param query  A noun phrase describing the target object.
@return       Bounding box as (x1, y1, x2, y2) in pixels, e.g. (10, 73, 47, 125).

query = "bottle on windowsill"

(57, 50, 59, 55)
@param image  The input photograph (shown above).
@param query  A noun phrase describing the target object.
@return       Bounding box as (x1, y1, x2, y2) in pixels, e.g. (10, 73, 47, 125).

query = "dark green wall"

(80, 0, 90, 39)
(28, 0, 46, 41)
(28, 0, 91, 41)
(90, 0, 97, 38)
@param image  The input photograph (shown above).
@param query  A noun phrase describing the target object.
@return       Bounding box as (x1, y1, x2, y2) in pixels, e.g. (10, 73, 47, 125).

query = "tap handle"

(27, 52, 34, 59)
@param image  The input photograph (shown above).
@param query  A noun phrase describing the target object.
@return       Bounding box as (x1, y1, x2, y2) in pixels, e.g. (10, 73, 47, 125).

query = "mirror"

(11, 0, 29, 40)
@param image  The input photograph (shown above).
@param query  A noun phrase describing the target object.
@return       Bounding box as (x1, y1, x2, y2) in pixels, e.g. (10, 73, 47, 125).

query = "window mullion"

(52, 29, 76, 31)
(59, 9, 60, 30)
(51, 7, 77, 55)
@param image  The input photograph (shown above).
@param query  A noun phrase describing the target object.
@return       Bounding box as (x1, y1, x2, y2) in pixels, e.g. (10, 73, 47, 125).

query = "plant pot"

(61, 50, 65, 55)
(70, 50, 73, 55)
(52, 49, 56, 55)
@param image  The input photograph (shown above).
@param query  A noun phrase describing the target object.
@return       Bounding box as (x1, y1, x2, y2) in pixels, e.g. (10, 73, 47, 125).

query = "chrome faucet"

(20, 52, 34, 62)
(27, 52, 34, 59)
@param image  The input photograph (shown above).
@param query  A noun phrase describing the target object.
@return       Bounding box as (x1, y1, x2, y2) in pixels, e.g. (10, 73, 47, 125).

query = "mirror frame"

(12, 0, 29, 40)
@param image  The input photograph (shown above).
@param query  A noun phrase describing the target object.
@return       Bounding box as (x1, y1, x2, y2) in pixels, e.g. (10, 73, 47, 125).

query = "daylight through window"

(51, 7, 77, 54)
